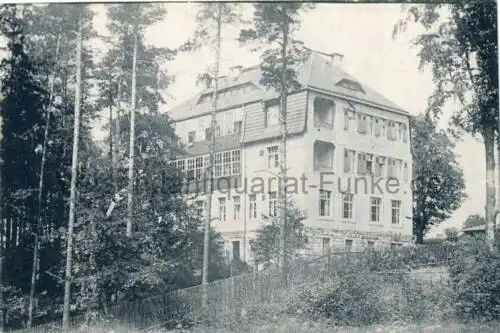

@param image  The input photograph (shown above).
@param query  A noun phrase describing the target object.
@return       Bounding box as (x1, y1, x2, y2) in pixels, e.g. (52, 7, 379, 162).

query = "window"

(387, 158, 396, 178)
(401, 124, 408, 143)
(345, 239, 353, 251)
(403, 162, 409, 182)
(314, 141, 334, 169)
(195, 200, 205, 218)
(269, 191, 277, 217)
(232, 240, 240, 261)
(214, 152, 222, 177)
(370, 197, 381, 222)
(218, 197, 226, 221)
(268, 146, 279, 168)
(380, 119, 386, 137)
(322, 237, 331, 256)
(342, 193, 354, 220)
(390, 242, 402, 249)
(357, 114, 367, 134)
(187, 158, 195, 180)
(314, 98, 334, 127)
(233, 196, 241, 220)
(265, 100, 280, 127)
(343, 111, 349, 131)
(395, 159, 402, 179)
(365, 154, 373, 174)
(357, 153, 366, 174)
(387, 121, 397, 141)
(205, 127, 212, 140)
(203, 155, 210, 177)
(232, 150, 241, 174)
(249, 194, 257, 219)
(234, 121, 242, 134)
(375, 156, 386, 177)
(344, 149, 355, 173)
(337, 79, 365, 93)
(391, 200, 401, 224)
(367, 241, 375, 248)
(319, 190, 332, 217)
(225, 111, 233, 135)
(215, 123, 221, 137)
(188, 131, 196, 143)
(374, 118, 381, 137)
(195, 156, 203, 180)
(222, 151, 231, 176)
(366, 115, 373, 135)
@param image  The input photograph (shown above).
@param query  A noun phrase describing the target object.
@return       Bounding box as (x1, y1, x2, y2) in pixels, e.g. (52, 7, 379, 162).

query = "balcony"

(313, 97, 335, 129)
(314, 141, 335, 171)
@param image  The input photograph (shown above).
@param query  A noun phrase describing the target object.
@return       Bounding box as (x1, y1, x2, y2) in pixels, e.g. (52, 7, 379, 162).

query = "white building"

(167, 50, 413, 263)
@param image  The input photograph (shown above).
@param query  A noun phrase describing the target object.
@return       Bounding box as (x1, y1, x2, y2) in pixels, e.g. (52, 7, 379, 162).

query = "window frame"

(267, 145, 279, 168)
(218, 197, 226, 221)
(342, 193, 354, 220)
(319, 189, 332, 217)
(391, 199, 401, 225)
(233, 195, 241, 220)
(370, 197, 381, 222)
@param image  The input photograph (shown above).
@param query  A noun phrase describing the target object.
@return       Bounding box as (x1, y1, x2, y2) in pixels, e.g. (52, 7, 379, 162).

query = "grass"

(171, 319, 500, 333)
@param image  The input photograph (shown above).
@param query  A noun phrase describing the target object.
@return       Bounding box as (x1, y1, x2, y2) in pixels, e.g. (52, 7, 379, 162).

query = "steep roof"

(179, 133, 241, 157)
(167, 50, 407, 122)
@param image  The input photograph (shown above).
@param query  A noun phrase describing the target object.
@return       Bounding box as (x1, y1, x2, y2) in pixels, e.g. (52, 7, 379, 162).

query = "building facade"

(167, 51, 413, 264)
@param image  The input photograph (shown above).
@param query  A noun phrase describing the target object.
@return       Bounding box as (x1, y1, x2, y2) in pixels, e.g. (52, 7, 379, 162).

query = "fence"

(11, 243, 456, 333)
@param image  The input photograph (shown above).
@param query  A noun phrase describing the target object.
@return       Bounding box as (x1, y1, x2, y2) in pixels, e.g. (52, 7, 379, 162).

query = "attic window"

(336, 79, 365, 93)
(198, 93, 213, 104)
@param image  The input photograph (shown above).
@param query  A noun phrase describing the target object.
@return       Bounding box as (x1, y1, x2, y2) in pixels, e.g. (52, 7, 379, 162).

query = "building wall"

(173, 88, 413, 263)
(301, 91, 413, 252)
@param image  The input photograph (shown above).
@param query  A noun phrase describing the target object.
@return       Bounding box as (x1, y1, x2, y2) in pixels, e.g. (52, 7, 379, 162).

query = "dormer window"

(336, 79, 365, 93)
(197, 92, 213, 104)
(188, 131, 196, 143)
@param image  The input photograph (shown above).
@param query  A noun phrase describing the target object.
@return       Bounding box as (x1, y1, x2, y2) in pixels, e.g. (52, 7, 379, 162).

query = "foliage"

(410, 114, 466, 243)
(394, 2, 498, 135)
(394, 1, 498, 248)
(249, 200, 307, 267)
(448, 236, 500, 321)
(444, 228, 459, 242)
(0, 4, 230, 329)
(239, 3, 313, 93)
(287, 264, 451, 326)
(98, 3, 175, 116)
(463, 214, 486, 229)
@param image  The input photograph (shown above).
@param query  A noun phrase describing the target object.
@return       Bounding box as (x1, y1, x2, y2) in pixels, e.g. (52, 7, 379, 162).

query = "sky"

(89, 3, 486, 237)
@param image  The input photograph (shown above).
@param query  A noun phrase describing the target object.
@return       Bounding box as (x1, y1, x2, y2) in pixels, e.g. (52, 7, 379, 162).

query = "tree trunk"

(28, 33, 61, 328)
(202, 3, 222, 291)
(496, 127, 500, 245)
(113, 32, 126, 176)
(126, 25, 138, 237)
(484, 127, 496, 251)
(413, 215, 425, 245)
(62, 10, 83, 330)
(278, 10, 289, 287)
(0, 101, 5, 333)
(109, 89, 114, 170)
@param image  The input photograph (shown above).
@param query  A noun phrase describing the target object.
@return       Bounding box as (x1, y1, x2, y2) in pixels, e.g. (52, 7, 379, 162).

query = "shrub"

(448, 236, 500, 321)
(288, 263, 452, 326)
(287, 266, 387, 325)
